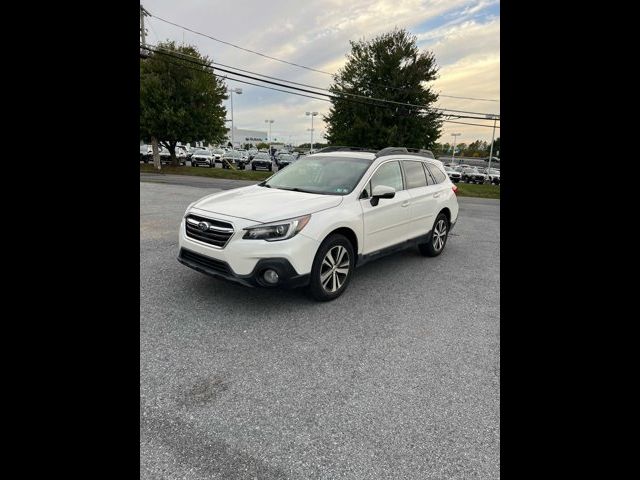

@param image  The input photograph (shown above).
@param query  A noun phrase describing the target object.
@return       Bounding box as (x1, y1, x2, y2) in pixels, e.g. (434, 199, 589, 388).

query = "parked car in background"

(248, 148, 259, 160)
(191, 149, 215, 168)
(460, 167, 487, 184)
(444, 166, 461, 183)
(276, 154, 296, 169)
(176, 146, 188, 165)
(249, 152, 273, 171)
(211, 148, 225, 164)
(221, 150, 248, 169)
(481, 168, 501, 185)
(140, 145, 152, 163)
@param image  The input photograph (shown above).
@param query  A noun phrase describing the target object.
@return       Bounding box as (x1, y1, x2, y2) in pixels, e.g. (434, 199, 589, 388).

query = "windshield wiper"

(275, 187, 316, 194)
(257, 181, 271, 187)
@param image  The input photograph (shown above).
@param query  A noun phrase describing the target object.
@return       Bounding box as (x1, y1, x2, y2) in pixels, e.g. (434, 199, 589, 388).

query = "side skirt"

(356, 231, 432, 268)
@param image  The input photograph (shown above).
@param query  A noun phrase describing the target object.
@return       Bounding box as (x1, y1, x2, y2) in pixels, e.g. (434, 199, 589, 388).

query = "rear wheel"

(418, 213, 450, 257)
(268, 165, 272, 171)
(252, 164, 256, 171)
(309, 234, 354, 301)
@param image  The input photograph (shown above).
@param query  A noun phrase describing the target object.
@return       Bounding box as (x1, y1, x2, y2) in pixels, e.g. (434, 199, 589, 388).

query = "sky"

(143, 0, 500, 147)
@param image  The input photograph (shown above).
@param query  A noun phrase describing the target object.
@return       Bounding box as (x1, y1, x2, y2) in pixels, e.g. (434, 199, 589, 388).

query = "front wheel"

(419, 213, 450, 257)
(309, 234, 354, 301)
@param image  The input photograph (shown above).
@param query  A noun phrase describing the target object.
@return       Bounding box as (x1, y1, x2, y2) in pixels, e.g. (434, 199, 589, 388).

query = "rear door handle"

(401, 201, 410, 207)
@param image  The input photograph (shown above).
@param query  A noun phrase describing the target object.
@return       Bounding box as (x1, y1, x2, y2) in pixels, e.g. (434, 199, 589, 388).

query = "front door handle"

(433, 192, 441, 198)
(401, 200, 410, 207)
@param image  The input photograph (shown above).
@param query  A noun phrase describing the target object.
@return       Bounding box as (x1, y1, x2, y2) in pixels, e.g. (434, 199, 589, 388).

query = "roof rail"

(314, 146, 377, 153)
(375, 147, 435, 159)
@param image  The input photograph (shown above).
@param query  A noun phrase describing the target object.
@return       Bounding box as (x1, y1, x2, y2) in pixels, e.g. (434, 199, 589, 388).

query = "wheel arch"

(324, 227, 359, 259)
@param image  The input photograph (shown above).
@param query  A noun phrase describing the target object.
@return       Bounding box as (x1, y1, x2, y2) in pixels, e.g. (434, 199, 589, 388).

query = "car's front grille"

(185, 214, 234, 248)
(180, 248, 232, 275)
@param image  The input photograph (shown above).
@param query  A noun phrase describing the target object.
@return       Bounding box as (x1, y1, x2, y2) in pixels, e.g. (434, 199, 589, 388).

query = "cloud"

(144, 0, 500, 143)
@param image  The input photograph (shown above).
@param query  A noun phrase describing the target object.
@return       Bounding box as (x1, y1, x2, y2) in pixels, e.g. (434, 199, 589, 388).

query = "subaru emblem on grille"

(198, 221, 210, 232)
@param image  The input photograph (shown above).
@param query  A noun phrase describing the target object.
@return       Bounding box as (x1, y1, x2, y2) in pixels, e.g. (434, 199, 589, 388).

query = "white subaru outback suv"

(178, 147, 459, 301)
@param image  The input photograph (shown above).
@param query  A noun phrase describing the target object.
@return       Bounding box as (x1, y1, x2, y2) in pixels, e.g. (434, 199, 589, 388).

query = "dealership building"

(224, 127, 268, 148)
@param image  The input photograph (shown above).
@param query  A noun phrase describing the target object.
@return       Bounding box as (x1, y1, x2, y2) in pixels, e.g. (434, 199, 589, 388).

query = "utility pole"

(486, 115, 498, 173)
(451, 133, 461, 165)
(140, 5, 147, 47)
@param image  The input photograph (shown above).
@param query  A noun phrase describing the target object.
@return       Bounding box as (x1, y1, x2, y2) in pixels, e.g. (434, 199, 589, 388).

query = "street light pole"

(228, 88, 242, 148)
(265, 119, 274, 156)
(306, 111, 318, 153)
(486, 115, 498, 173)
(451, 133, 461, 164)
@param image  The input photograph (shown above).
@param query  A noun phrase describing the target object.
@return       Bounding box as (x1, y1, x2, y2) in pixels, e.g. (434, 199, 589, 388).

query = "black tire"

(268, 165, 272, 171)
(309, 234, 355, 302)
(209, 162, 213, 168)
(418, 212, 450, 257)
(252, 164, 256, 171)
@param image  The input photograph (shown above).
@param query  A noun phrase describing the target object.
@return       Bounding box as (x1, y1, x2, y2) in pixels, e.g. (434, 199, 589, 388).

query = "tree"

(325, 28, 441, 150)
(140, 41, 228, 166)
(466, 140, 489, 157)
(255, 142, 270, 150)
(491, 137, 500, 157)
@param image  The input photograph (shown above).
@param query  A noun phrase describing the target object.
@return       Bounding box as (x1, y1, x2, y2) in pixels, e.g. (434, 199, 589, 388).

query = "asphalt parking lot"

(140, 176, 500, 479)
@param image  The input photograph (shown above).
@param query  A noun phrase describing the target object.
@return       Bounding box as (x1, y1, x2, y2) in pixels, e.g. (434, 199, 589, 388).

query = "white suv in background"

(178, 147, 459, 301)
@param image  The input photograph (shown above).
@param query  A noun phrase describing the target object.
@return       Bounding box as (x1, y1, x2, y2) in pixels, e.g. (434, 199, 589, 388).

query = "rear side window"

(402, 161, 428, 189)
(426, 164, 447, 184)
(371, 161, 404, 192)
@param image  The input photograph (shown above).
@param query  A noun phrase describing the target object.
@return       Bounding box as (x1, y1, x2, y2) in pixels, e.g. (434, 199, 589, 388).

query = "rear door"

(401, 160, 438, 239)
(359, 161, 411, 254)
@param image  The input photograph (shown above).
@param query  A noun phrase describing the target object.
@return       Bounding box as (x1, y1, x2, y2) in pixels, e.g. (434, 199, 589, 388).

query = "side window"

(402, 161, 428, 189)
(423, 163, 436, 185)
(370, 161, 403, 192)
(426, 164, 447, 184)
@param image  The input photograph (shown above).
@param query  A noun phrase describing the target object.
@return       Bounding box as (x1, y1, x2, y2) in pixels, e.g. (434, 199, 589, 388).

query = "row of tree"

(432, 137, 500, 158)
(140, 30, 469, 166)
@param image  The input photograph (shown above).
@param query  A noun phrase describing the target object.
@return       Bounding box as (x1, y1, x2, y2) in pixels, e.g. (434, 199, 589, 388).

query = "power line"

(145, 44, 499, 119)
(144, 11, 500, 104)
(148, 12, 334, 76)
(141, 47, 500, 129)
(437, 93, 499, 102)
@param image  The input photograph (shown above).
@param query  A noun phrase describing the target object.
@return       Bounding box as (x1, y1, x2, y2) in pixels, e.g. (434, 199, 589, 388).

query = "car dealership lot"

(140, 178, 499, 479)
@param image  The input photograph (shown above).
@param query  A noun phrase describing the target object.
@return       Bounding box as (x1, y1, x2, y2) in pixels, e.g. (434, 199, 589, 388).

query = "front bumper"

(178, 212, 320, 285)
(252, 161, 271, 168)
(178, 248, 310, 288)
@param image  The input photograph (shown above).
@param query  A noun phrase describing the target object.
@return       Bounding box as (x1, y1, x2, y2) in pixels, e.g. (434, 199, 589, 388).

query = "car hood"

(192, 185, 343, 222)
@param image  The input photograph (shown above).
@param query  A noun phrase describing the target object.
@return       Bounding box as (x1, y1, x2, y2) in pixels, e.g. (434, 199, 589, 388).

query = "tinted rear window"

(402, 161, 428, 189)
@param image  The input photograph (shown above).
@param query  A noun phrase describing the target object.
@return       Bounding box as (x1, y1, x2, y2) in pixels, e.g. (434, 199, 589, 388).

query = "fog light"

(263, 269, 279, 284)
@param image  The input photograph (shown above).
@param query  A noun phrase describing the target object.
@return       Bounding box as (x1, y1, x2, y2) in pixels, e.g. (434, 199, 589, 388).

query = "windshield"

(253, 153, 270, 159)
(212, 149, 224, 154)
(279, 155, 294, 161)
(263, 155, 374, 195)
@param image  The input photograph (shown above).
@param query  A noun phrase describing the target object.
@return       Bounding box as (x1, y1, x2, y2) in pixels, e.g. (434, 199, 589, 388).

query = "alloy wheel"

(320, 245, 350, 293)
(432, 219, 448, 252)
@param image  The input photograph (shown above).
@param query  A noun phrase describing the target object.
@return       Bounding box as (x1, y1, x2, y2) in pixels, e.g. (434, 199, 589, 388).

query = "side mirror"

(370, 185, 395, 206)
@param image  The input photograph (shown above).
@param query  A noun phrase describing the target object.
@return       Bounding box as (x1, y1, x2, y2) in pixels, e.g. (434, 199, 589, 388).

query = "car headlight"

(243, 215, 311, 241)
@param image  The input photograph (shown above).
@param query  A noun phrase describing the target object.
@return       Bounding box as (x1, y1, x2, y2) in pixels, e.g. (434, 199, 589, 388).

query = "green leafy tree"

(255, 142, 270, 150)
(140, 41, 228, 166)
(325, 29, 441, 150)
